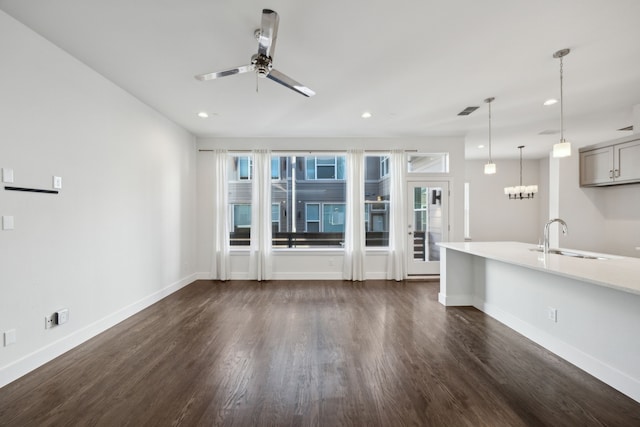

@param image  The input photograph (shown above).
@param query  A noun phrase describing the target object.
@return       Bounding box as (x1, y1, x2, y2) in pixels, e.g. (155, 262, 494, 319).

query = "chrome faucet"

(543, 218, 568, 254)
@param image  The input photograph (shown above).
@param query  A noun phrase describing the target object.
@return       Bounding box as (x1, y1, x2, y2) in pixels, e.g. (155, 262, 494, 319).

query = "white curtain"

(386, 149, 407, 281)
(249, 149, 273, 281)
(343, 149, 366, 281)
(210, 149, 230, 281)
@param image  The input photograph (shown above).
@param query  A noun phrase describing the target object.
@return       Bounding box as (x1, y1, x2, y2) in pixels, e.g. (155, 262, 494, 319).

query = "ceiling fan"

(195, 9, 315, 97)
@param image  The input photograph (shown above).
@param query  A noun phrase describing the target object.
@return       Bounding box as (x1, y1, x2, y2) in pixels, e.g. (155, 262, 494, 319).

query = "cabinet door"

(615, 139, 640, 183)
(580, 146, 614, 186)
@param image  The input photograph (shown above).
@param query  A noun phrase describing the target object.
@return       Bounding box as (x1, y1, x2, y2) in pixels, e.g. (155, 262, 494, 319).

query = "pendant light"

(552, 48, 571, 158)
(504, 146, 538, 199)
(484, 97, 497, 174)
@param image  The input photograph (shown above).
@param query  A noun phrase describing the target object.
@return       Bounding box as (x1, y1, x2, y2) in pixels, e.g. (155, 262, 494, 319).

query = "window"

(305, 156, 345, 180)
(365, 155, 390, 246)
(271, 157, 281, 180)
(464, 182, 470, 240)
(238, 156, 252, 180)
(407, 153, 449, 173)
(272, 203, 281, 232)
(322, 203, 345, 232)
(380, 155, 389, 178)
(228, 155, 253, 246)
(232, 204, 251, 232)
(305, 203, 320, 232)
(272, 154, 346, 248)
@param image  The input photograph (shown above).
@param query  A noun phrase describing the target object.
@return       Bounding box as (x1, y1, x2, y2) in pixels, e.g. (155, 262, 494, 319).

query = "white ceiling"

(2, 0, 640, 159)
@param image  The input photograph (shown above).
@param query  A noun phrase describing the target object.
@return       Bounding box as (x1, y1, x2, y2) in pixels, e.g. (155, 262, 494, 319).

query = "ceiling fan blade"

(195, 64, 255, 81)
(267, 69, 315, 97)
(257, 9, 279, 59)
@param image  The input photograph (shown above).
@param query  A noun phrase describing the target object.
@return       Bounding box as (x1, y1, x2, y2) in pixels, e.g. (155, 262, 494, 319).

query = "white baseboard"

(196, 271, 389, 281)
(438, 293, 474, 306)
(476, 298, 640, 403)
(0, 273, 197, 389)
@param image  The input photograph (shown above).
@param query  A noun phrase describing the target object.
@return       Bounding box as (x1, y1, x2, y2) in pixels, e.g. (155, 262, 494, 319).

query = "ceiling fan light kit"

(195, 9, 315, 97)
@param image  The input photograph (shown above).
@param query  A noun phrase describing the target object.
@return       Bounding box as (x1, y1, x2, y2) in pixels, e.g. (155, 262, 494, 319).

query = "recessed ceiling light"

(478, 145, 485, 149)
(197, 112, 209, 118)
(361, 111, 372, 119)
(543, 99, 558, 106)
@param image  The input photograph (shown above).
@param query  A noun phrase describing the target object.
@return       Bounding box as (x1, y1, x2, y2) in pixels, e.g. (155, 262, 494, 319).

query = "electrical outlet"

(45, 315, 55, 329)
(547, 307, 558, 323)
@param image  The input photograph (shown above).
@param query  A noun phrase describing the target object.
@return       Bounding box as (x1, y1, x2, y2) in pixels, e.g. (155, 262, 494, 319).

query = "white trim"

(0, 274, 197, 389)
(199, 271, 388, 281)
(438, 293, 473, 306)
(476, 298, 640, 403)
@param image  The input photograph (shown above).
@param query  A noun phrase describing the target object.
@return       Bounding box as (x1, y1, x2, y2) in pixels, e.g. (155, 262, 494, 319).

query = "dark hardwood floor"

(1, 280, 639, 426)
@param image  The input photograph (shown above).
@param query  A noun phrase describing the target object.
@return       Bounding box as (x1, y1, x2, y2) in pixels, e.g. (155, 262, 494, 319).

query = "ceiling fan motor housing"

(251, 53, 273, 77)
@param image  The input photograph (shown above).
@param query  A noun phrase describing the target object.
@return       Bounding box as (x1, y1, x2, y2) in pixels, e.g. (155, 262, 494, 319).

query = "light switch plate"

(2, 216, 14, 230)
(2, 168, 14, 183)
(4, 329, 17, 346)
(56, 308, 69, 325)
(53, 176, 62, 189)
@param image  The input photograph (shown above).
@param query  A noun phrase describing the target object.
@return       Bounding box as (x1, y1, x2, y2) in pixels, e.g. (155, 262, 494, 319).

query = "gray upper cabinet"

(579, 137, 640, 186)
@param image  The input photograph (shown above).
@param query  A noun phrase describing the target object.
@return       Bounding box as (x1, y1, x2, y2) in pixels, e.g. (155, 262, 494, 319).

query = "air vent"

(538, 129, 560, 135)
(618, 125, 633, 131)
(457, 106, 479, 116)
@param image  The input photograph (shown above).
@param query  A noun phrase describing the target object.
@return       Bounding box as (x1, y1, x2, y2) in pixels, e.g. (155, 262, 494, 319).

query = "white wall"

(557, 154, 640, 257)
(465, 159, 541, 243)
(196, 137, 465, 279)
(0, 11, 197, 386)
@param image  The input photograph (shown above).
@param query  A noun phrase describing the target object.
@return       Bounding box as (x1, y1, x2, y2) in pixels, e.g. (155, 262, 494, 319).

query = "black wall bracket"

(4, 186, 59, 194)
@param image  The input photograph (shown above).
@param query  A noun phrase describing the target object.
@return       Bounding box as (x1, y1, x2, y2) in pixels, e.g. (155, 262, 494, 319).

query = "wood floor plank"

(1, 280, 639, 426)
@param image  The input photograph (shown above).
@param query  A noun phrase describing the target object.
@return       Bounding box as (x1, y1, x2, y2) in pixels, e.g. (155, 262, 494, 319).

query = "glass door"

(407, 181, 449, 276)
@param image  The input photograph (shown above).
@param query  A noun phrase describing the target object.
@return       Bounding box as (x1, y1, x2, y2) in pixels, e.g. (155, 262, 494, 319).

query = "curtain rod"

(198, 149, 419, 153)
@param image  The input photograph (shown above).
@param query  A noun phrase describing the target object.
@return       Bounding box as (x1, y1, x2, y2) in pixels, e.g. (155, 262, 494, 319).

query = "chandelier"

(504, 146, 538, 199)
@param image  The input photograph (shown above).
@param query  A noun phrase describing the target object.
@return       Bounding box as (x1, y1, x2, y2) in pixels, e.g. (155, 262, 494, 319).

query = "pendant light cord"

(560, 56, 564, 143)
(488, 101, 493, 163)
(517, 145, 525, 186)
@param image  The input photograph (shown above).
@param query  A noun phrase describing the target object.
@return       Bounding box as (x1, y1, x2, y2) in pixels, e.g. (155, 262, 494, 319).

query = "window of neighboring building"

(305, 156, 345, 180)
(322, 203, 345, 232)
(271, 157, 281, 180)
(305, 203, 320, 232)
(272, 203, 281, 232)
(380, 155, 389, 178)
(231, 204, 251, 232)
(238, 156, 252, 180)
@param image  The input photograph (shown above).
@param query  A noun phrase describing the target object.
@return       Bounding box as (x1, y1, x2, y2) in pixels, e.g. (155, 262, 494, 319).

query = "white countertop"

(438, 242, 640, 296)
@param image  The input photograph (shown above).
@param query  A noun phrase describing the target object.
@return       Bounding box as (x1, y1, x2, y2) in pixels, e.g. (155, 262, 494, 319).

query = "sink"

(529, 247, 608, 260)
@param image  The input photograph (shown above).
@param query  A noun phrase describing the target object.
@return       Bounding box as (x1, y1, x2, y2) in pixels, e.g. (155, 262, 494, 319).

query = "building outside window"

(238, 156, 252, 180)
(380, 155, 389, 178)
(305, 156, 345, 180)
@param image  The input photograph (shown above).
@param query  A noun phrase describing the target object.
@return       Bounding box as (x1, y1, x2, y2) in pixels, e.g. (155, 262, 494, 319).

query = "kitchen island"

(438, 241, 640, 402)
